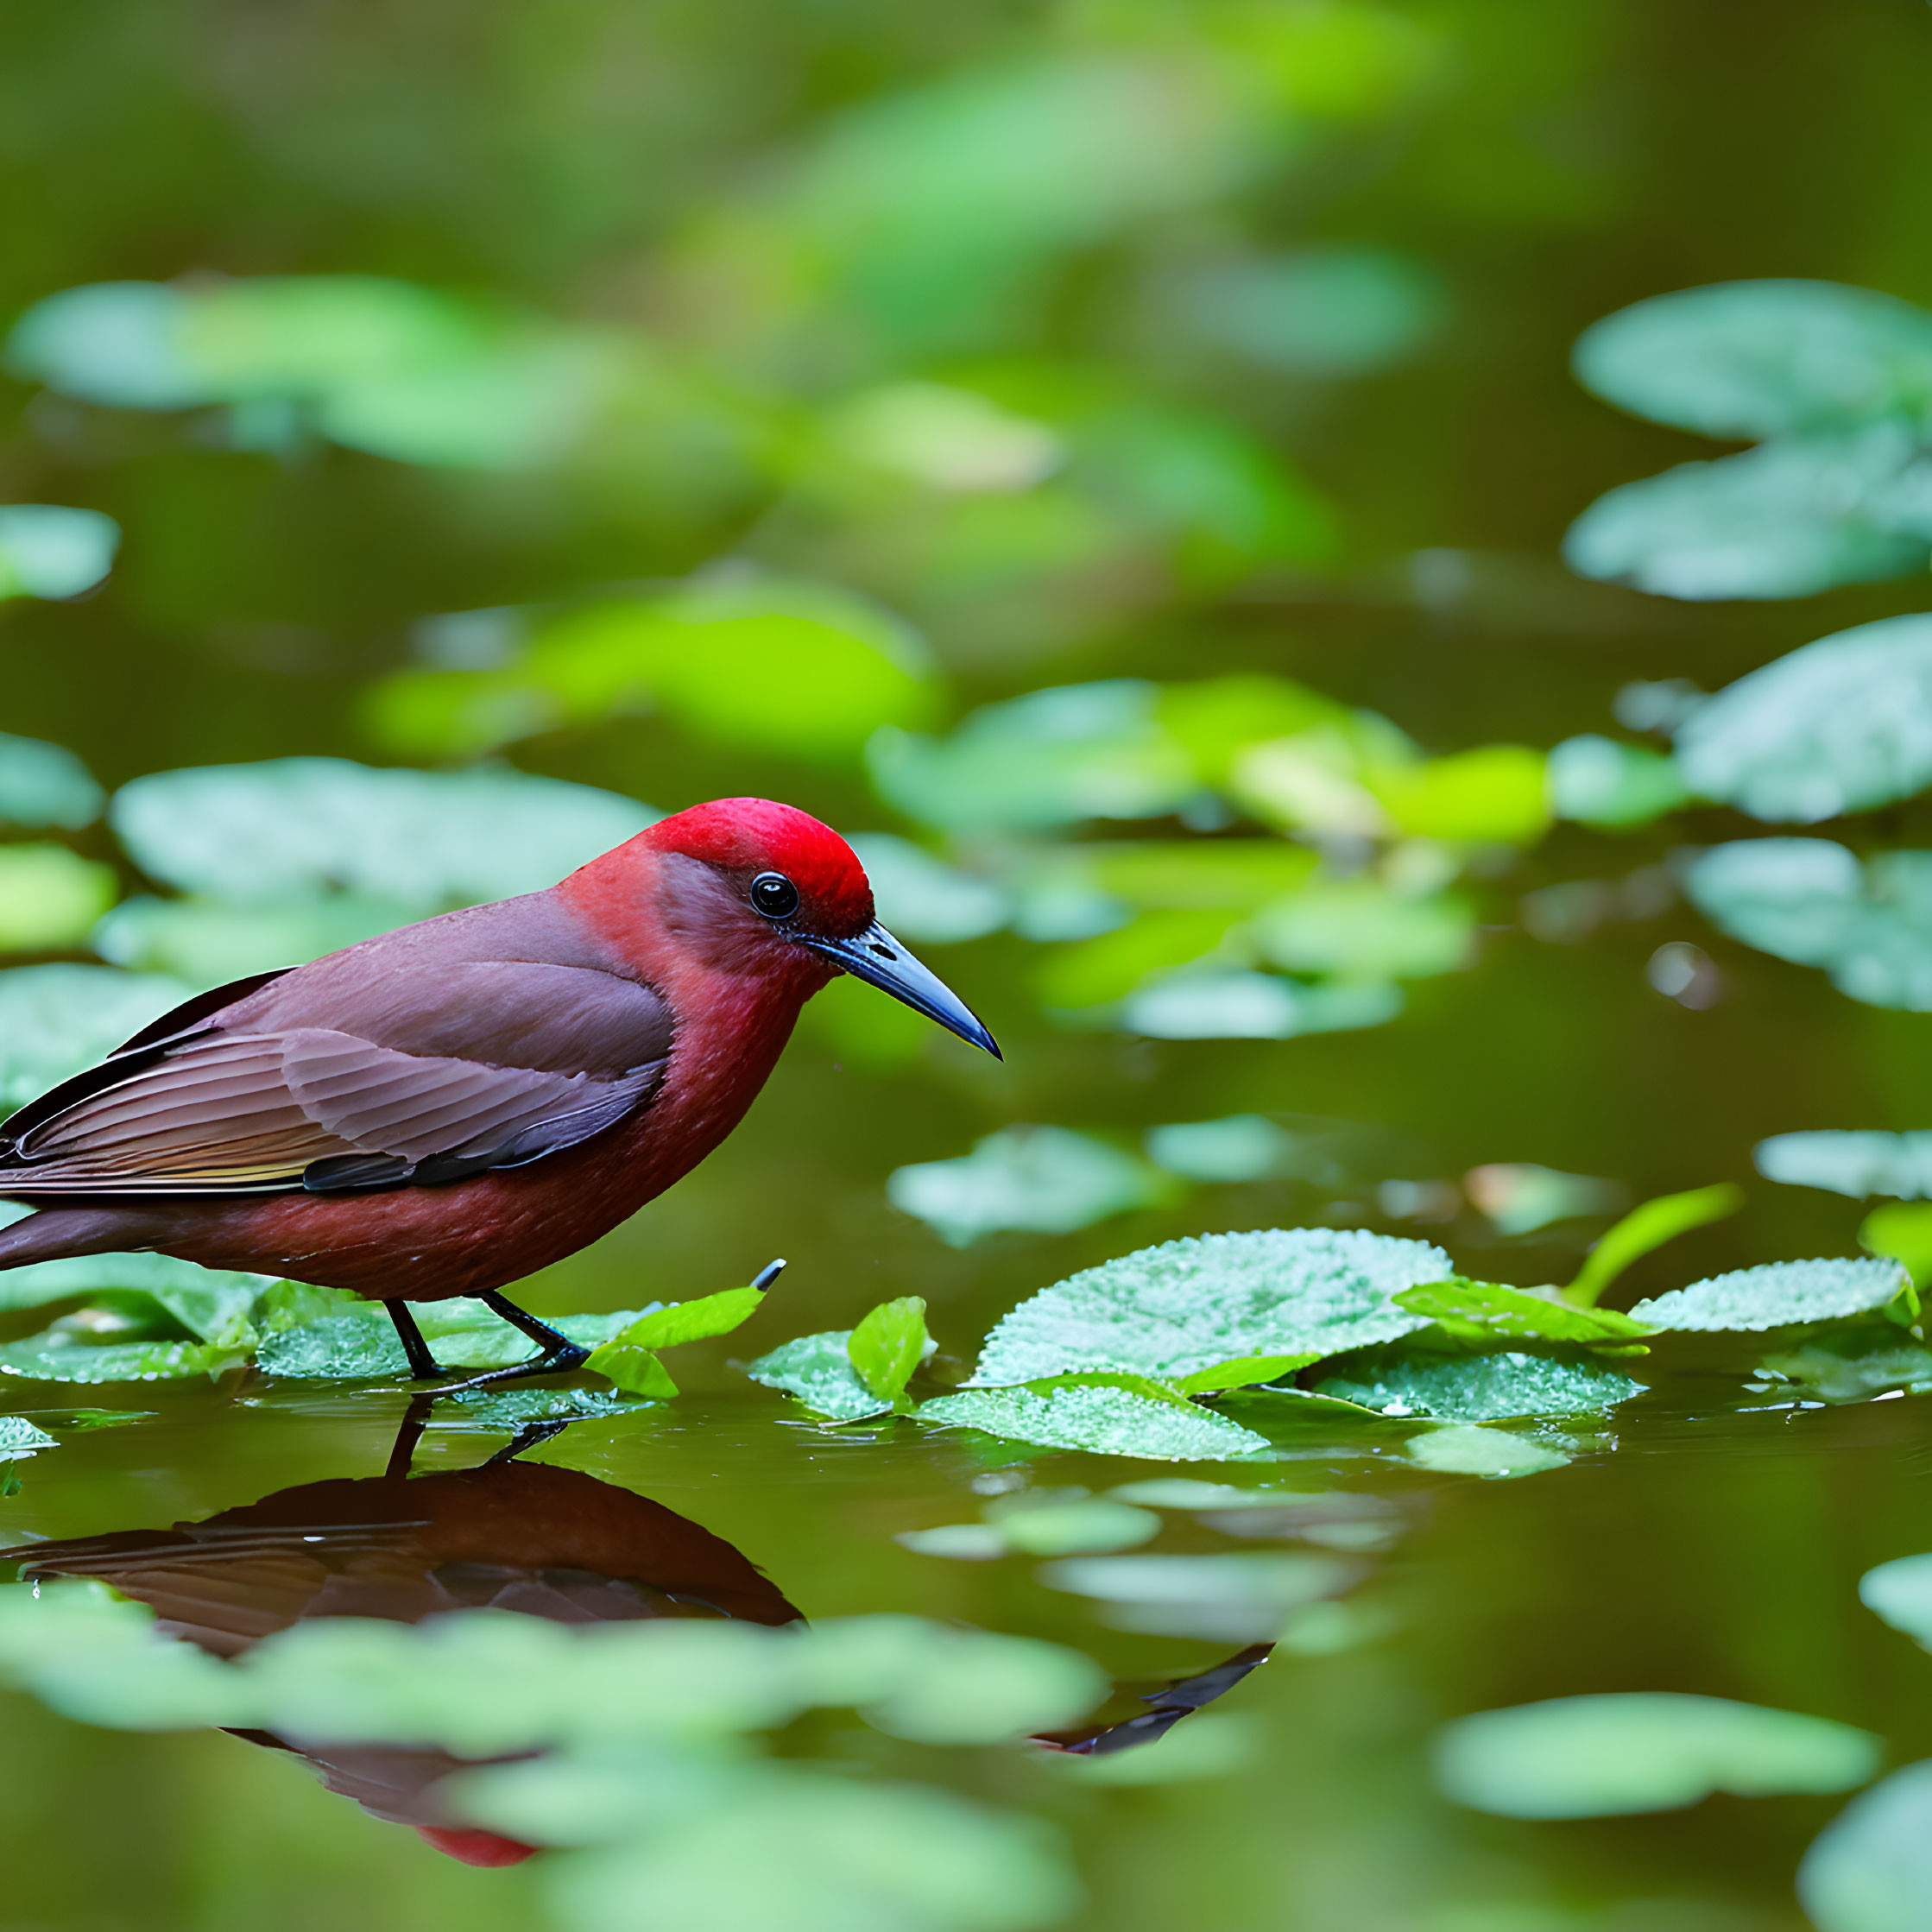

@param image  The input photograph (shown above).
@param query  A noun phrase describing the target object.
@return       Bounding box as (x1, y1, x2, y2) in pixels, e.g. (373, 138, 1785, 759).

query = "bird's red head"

(641, 798, 874, 940)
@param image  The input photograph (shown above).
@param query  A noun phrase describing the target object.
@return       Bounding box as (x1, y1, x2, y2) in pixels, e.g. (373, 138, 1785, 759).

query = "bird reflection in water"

(0, 1403, 1268, 1863)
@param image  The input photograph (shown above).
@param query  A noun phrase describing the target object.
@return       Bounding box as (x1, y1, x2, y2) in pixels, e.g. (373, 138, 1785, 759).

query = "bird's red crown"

(643, 798, 874, 936)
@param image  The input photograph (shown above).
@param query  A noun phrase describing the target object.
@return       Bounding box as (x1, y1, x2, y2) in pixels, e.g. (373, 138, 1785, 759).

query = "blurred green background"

(8, 2, 1932, 1928)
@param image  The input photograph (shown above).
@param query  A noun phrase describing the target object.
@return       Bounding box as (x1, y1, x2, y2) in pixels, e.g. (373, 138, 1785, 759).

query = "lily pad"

(0, 1254, 274, 1346)
(1436, 1692, 1881, 1818)
(1119, 970, 1402, 1042)
(1039, 1550, 1356, 1641)
(1758, 1329, 1932, 1403)
(1405, 1425, 1570, 1478)
(0, 505, 120, 602)
(972, 1228, 1449, 1386)
(746, 1331, 891, 1422)
(914, 1386, 1270, 1462)
(1676, 615, 1932, 823)
(1799, 1760, 1932, 1932)
(1143, 1114, 1291, 1182)
(887, 1127, 1165, 1247)
(1313, 1347, 1644, 1421)
(0, 1339, 244, 1384)
(110, 758, 656, 911)
(1756, 1130, 1932, 1200)
(1629, 1256, 1912, 1332)
(0, 734, 104, 830)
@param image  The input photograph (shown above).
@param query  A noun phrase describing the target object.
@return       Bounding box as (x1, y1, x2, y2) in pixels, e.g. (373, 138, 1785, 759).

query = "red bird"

(0, 797, 998, 1380)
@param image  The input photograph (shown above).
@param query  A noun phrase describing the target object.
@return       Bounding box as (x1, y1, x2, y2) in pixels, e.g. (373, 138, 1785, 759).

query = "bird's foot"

(426, 1340, 592, 1399)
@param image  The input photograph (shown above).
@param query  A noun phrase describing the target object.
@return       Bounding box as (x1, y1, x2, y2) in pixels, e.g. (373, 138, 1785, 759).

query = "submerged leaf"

(1394, 1279, 1655, 1346)
(972, 1228, 1448, 1386)
(848, 1297, 931, 1405)
(1629, 1256, 1913, 1332)
(745, 1332, 892, 1422)
(1312, 1347, 1645, 1421)
(1566, 1184, 1744, 1305)
(1437, 1692, 1881, 1819)
(914, 1386, 1270, 1462)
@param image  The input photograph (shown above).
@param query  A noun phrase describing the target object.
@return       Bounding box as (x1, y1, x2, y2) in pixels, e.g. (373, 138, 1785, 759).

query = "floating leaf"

(1144, 1114, 1291, 1181)
(1405, 1425, 1570, 1478)
(1085, 840, 1317, 912)
(1394, 1279, 1655, 1346)
(0, 846, 117, 952)
(1367, 747, 1549, 843)
(1173, 1354, 1322, 1394)
(1107, 1480, 1296, 1510)
(1546, 735, 1689, 828)
(848, 1297, 931, 1405)
(745, 1331, 891, 1422)
(1862, 1202, 1932, 1286)
(895, 1524, 1010, 1561)
(257, 1303, 640, 1378)
(1563, 1182, 1746, 1307)
(1251, 881, 1473, 980)
(441, 1388, 638, 1430)
(0, 1339, 243, 1385)
(1861, 1555, 1932, 1649)
(1756, 1327, 1932, 1403)
(973, 1228, 1448, 1386)
(1799, 1759, 1932, 1932)
(0, 1254, 273, 1345)
(1436, 1692, 1881, 1818)
(1573, 280, 1932, 439)
(900, 1497, 1160, 1559)
(1464, 1163, 1624, 1237)
(887, 1126, 1165, 1247)
(1563, 430, 1930, 601)
(0, 966, 194, 1112)
(1312, 1347, 1645, 1421)
(0, 1417, 59, 1459)
(586, 1345, 679, 1399)
(914, 1386, 1270, 1462)
(1757, 1131, 1932, 1200)
(1039, 1551, 1356, 1641)
(601, 1288, 766, 1353)
(110, 759, 656, 911)
(1676, 616, 1932, 822)
(33, 1408, 154, 1433)
(0, 506, 120, 601)
(1629, 1257, 1913, 1332)
(868, 681, 1197, 835)
(1120, 970, 1402, 1041)
(843, 835, 1009, 943)
(1688, 839, 1932, 1009)
(0, 736, 103, 830)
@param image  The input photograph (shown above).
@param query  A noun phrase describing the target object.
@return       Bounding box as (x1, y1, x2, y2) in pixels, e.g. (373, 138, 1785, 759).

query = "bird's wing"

(0, 959, 672, 1196)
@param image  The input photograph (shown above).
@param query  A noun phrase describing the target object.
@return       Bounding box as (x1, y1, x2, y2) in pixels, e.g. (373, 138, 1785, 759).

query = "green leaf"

(587, 1345, 679, 1399)
(1799, 1760, 1932, 1932)
(110, 758, 656, 913)
(1250, 881, 1473, 981)
(0, 1416, 59, 1458)
(1758, 1131, 1932, 1200)
(1862, 1202, 1932, 1287)
(847, 1297, 930, 1405)
(1861, 1554, 1932, 1649)
(1395, 1279, 1657, 1346)
(1039, 1551, 1356, 1641)
(1119, 970, 1403, 1042)
(257, 1302, 641, 1378)
(1566, 1183, 1745, 1306)
(912, 1385, 1271, 1462)
(887, 1126, 1167, 1247)
(1545, 735, 1689, 828)
(1143, 1114, 1291, 1181)
(1574, 279, 1932, 439)
(1687, 839, 1932, 1011)
(900, 1498, 1160, 1558)
(93, 893, 416, 982)
(1758, 1327, 1932, 1403)
(0, 845, 117, 952)
(1629, 1257, 1914, 1332)
(745, 1331, 892, 1422)
(0, 505, 120, 602)
(1107, 1480, 1296, 1510)
(843, 834, 1010, 943)
(1563, 432, 1929, 601)
(0, 967, 194, 1115)
(443, 1388, 637, 1430)
(0, 734, 103, 830)
(1405, 1425, 1570, 1479)
(598, 1287, 767, 1353)
(0, 1339, 243, 1384)
(1677, 615, 1932, 823)
(1436, 1693, 1881, 1819)
(1367, 746, 1549, 844)
(1311, 1346, 1645, 1421)
(1172, 1354, 1322, 1393)
(1018, 1370, 1199, 1409)
(972, 1227, 1449, 1386)
(35, 1408, 155, 1433)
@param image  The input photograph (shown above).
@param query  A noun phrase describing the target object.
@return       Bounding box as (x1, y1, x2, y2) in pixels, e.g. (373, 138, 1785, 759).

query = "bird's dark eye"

(750, 871, 801, 920)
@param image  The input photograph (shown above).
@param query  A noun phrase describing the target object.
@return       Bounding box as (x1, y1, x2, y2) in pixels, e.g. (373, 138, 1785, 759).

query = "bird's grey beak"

(798, 920, 1001, 1059)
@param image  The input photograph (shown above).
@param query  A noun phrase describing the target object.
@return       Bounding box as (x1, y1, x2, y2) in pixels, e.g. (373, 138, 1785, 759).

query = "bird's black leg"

(386, 1302, 448, 1380)
(422, 1289, 593, 1396)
